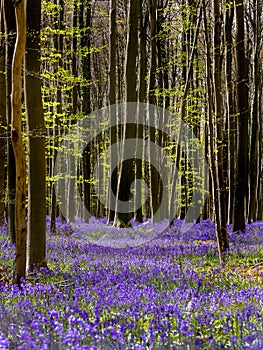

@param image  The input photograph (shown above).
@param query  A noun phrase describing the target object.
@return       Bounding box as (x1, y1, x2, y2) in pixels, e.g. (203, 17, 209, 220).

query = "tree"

(213, 0, 229, 258)
(11, 0, 27, 285)
(248, 0, 261, 223)
(203, 0, 229, 264)
(148, 0, 160, 222)
(233, 0, 249, 233)
(81, 0, 92, 222)
(134, 4, 149, 223)
(107, 0, 117, 224)
(114, 0, 140, 227)
(25, 0, 46, 271)
(3, 0, 16, 242)
(224, 2, 235, 224)
(50, 0, 65, 233)
(0, 1, 6, 225)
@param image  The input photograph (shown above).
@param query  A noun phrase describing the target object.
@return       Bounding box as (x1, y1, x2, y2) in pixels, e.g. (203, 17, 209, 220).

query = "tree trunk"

(203, 0, 229, 264)
(134, 8, 148, 223)
(3, 0, 16, 242)
(224, 4, 235, 224)
(257, 99, 263, 220)
(0, 3, 6, 225)
(213, 0, 229, 255)
(11, 0, 27, 285)
(108, 0, 117, 224)
(25, 0, 46, 271)
(50, 0, 64, 232)
(232, 0, 249, 233)
(148, 0, 160, 222)
(114, 0, 140, 227)
(81, 1, 92, 222)
(248, 0, 260, 223)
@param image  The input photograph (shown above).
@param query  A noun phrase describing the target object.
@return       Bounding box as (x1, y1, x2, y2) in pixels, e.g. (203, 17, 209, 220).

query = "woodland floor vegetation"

(0, 219, 263, 349)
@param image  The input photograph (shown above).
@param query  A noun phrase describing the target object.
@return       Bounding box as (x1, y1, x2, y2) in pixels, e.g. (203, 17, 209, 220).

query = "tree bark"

(213, 0, 229, 255)
(50, 0, 64, 232)
(233, 0, 249, 233)
(114, 0, 140, 227)
(224, 4, 235, 224)
(11, 0, 27, 285)
(248, 0, 260, 223)
(3, 0, 16, 242)
(81, 1, 92, 222)
(108, 0, 117, 224)
(203, 0, 229, 264)
(0, 2, 6, 225)
(25, 0, 46, 271)
(134, 8, 148, 223)
(148, 0, 160, 222)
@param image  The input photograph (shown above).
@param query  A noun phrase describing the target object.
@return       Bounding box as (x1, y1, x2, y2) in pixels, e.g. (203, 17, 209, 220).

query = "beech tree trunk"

(108, 0, 117, 224)
(233, 0, 249, 233)
(0, 3, 6, 225)
(25, 0, 46, 271)
(148, 0, 160, 222)
(81, 1, 92, 221)
(248, 0, 260, 223)
(203, 0, 229, 264)
(134, 8, 148, 223)
(3, 0, 16, 242)
(224, 4, 235, 224)
(213, 0, 229, 257)
(114, 0, 140, 227)
(11, 0, 27, 285)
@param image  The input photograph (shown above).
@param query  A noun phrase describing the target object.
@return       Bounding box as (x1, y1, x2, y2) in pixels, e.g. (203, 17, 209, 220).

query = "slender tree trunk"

(108, 0, 117, 224)
(25, 0, 46, 271)
(248, 0, 260, 223)
(179, 2, 188, 220)
(257, 97, 263, 220)
(134, 8, 148, 223)
(0, 3, 6, 225)
(225, 4, 235, 224)
(213, 0, 228, 254)
(148, 0, 160, 222)
(66, 0, 78, 222)
(3, 0, 16, 242)
(81, 1, 92, 221)
(11, 0, 27, 285)
(233, 0, 249, 233)
(50, 0, 64, 232)
(203, 0, 229, 264)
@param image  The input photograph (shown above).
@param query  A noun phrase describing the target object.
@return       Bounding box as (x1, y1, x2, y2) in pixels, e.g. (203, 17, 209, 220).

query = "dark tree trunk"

(224, 4, 235, 224)
(233, 0, 249, 233)
(134, 7, 148, 224)
(3, 0, 16, 242)
(81, 1, 92, 221)
(203, 0, 229, 264)
(213, 0, 229, 256)
(11, 0, 27, 286)
(0, 2, 6, 225)
(108, 0, 117, 224)
(148, 0, 160, 222)
(248, 0, 261, 223)
(50, 0, 64, 232)
(25, 0, 47, 271)
(114, 0, 140, 227)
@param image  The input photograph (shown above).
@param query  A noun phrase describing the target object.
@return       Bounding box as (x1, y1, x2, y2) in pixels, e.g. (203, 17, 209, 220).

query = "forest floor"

(0, 219, 263, 349)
